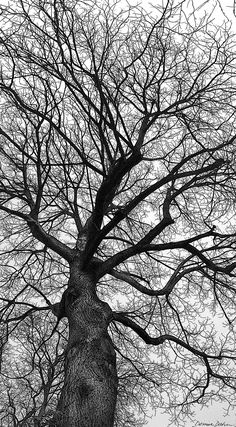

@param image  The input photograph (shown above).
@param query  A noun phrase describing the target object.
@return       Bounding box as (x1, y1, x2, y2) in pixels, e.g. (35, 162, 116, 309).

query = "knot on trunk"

(52, 287, 79, 319)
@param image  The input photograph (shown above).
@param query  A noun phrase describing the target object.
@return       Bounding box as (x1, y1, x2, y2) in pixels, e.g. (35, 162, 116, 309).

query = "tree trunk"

(52, 261, 118, 427)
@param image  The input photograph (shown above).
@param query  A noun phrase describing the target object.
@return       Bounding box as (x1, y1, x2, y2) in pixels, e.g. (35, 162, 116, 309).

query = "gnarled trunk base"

(52, 267, 118, 427)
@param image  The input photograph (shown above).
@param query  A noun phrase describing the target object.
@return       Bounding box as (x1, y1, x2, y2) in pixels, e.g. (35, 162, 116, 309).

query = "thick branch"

(96, 229, 217, 278)
(112, 312, 234, 361)
(110, 263, 200, 296)
(26, 217, 75, 262)
(85, 156, 226, 265)
(82, 150, 142, 264)
(0, 205, 74, 262)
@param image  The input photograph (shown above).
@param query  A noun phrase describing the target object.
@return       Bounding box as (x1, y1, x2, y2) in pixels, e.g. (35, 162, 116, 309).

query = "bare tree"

(0, 0, 236, 426)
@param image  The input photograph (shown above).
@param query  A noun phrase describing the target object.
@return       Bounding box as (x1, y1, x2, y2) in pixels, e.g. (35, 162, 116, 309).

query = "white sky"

(147, 403, 235, 427)
(0, 0, 235, 425)
(145, 1, 236, 426)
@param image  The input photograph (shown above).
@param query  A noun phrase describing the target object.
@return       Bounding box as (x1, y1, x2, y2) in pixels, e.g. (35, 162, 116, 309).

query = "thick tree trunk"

(52, 261, 118, 427)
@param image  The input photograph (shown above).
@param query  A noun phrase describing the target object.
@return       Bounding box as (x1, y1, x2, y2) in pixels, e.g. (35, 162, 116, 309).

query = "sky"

(0, 0, 235, 425)
(143, 1, 236, 426)
(147, 403, 235, 427)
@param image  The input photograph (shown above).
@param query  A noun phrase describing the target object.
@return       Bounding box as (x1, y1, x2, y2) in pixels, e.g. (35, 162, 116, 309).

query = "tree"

(0, 0, 236, 425)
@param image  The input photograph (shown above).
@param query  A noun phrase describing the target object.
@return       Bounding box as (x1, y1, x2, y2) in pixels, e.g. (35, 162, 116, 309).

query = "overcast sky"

(147, 402, 235, 427)
(144, 1, 236, 426)
(1, 0, 235, 425)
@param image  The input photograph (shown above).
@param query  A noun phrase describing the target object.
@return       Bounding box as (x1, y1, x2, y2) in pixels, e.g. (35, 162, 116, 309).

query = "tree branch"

(110, 262, 200, 297)
(112, 312, 235, 361)
(0, 205, 74, 262)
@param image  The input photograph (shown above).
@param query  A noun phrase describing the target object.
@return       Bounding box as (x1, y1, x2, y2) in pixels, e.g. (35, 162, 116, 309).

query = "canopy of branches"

(0, 0, 236, 425)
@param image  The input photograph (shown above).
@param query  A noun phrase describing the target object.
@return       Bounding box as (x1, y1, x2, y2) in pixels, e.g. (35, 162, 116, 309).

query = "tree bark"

(52, 260, 118, 427)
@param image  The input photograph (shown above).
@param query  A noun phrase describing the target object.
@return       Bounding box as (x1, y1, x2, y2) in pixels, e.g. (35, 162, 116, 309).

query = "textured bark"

(52, 260, 118, 427)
